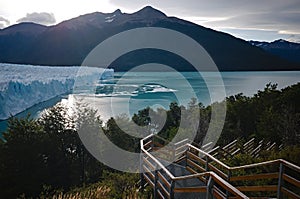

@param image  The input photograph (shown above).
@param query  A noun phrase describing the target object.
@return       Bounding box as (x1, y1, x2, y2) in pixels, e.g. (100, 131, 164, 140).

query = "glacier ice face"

(0, 63, 114, 120)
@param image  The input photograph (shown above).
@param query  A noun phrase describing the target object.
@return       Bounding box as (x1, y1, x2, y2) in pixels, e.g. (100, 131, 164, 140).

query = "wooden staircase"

(140, 135, 300, 199)
(205, 137, 280, 159)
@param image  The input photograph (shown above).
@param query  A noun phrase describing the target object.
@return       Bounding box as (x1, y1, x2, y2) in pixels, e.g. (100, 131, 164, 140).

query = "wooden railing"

(140, 134, 300, 199)
(187, 144, 300, 198)
(140, 134, 249, 199)
(209, 137, 278, 159)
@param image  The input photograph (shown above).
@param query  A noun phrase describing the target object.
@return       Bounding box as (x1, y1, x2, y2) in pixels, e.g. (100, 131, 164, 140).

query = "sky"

(0, 0, 300, 42)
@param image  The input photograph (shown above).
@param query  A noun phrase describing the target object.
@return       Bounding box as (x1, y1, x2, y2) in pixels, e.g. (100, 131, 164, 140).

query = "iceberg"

(0, 63, 114, 120)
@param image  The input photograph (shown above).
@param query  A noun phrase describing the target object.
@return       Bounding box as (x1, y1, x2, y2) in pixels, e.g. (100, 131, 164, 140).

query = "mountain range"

(0, 6, 299, 71)
(249, 39, 300, 65)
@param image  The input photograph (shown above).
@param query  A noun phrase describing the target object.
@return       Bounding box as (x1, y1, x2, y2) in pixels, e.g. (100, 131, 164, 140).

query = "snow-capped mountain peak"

(249, 39, 300, 64)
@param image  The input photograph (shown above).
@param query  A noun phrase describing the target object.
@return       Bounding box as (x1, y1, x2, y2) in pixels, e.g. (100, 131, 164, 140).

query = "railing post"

(151, 135, 155, 150)
(206, 175, 214, 199)
(226, 170, 232, 198)
(154, 166, 158, 199)
(185, 149, 188, 167)
(205, 155, 209, 171)
(170, 180, 175, 199)
(205, 155, 210, 182)
(277, 162, 284, 199)
(172, 144, 176, 162)
(140, 153, 145, 192)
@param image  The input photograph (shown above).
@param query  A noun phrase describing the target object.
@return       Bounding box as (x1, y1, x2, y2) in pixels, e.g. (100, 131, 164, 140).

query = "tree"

(0, 103, 104, 197)
(0, 115, 46, 198)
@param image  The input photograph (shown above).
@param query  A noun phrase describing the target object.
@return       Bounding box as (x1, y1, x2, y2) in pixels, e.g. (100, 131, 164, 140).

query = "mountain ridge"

(249, 39, 300, 64)
(0, 6, 299, 71)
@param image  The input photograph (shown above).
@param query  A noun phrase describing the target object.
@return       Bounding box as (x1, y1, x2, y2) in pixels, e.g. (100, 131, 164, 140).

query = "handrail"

(280, 159, 300, 172)
(187, 143, 300, 173)
(173, 172, 248, 198)
(243, 138, 255, 147)
(207, 145, 219, 154)
(172, 171, 210, 181)
(140, 134, 300, 198)
(140, 139, 175, 179)
(141, 135, 248, 198)
(174, 138, 189, 146)
(187, 144, 230, 170)
(143, 135, 300, 174)
(223, 139, 237, 149)
(209, 172, 249, 199)
(230, 159, 281, 170)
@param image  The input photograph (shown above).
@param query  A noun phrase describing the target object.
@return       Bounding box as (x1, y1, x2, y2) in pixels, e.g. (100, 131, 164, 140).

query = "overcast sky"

(0, 0, 299, 42)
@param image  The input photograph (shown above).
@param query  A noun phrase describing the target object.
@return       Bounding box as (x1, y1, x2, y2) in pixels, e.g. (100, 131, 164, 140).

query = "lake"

(1, 71, 299, 137)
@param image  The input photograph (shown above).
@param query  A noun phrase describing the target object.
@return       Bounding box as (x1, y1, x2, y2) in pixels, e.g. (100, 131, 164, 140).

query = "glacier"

(0, 63, 114, 120)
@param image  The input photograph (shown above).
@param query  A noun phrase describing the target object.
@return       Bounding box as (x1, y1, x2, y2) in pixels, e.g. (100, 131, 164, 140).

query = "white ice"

(0, 63, 114, 120)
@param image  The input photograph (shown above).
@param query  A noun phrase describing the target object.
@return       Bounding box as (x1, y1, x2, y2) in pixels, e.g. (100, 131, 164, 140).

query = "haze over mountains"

(0, 6, 299, 71)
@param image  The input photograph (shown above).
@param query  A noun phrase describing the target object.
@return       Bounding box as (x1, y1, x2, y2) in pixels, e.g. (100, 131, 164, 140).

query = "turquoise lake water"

(1, 71, 299, 136)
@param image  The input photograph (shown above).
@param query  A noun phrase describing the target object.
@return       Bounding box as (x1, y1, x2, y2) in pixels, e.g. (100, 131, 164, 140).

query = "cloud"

(286, 34, 300, 43)
(0, 16, 10, 29)
(109, 0, 300, 29)
(109, 0, 299, 16)
(17, 12, 56, 25)
(109, 0, 300, 41)
(204, 11, 300, 39)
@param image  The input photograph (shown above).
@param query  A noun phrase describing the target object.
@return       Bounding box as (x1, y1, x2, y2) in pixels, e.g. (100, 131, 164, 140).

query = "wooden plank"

(187, 159, 206, 173)
(174, 138, 189, 146)
(281, 159, 300, 172)
(231, 148, 240, 156)
(157, 189, 166, 199)
(175, 143, 188, 152)
(208, 163, 228, 179)
(213, 187, 226, 199)
(201, 142, 213, 149)
(143, 156, 156, 171)
(243, 138, 255, 147)
(146, 147, 152, 152)
(223, 140, 237, 150)
(157, 181, 170, 198)
(187, 144, 230, 170)
(283, 174, 300, 187)
(144, 140, 152, 148)
(187, 151, 206, 165)
(211, 152, 219, 157)
(237, 185, 277, 192)
(173, 187, 207, 193)
(158, 171, 171, 189)
(186, 166, 207, 183)
(175, 154, 186, 163)
(281, 187, 300, 199)
(213, 186, 226, 199)
(208, 146, 219, 154)
(143, 165, 154, 180)
(230, 172, 278, 182)
(210, 173, 249, 199)
(175, 149, 186, 157)
(143, 173, 154, 188)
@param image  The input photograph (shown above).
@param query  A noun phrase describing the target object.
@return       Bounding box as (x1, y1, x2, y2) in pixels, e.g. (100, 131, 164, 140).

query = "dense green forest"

(0, 82, 299, 198)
